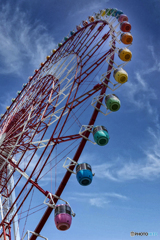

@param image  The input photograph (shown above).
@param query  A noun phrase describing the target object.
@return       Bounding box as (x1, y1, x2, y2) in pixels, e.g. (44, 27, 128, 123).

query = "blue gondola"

(76, 163, 93, 186)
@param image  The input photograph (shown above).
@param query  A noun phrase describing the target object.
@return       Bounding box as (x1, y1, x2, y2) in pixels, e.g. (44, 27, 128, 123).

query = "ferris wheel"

(0, 8, 133, 240)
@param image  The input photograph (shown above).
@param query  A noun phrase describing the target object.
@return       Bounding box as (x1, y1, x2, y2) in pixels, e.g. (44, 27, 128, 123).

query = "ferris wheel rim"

(0, 12, 122, 240)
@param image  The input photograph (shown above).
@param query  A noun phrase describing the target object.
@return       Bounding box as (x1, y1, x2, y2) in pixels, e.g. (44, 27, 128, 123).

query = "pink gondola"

(54, 204, 72, 231)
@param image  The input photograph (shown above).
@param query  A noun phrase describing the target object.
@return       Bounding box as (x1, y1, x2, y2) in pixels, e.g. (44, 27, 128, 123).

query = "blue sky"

(0, 0, 160, 240)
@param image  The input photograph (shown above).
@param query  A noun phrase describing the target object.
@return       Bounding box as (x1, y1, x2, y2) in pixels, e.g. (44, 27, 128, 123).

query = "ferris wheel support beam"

(0, 165, 16, 240)
(29, 37, 116, 240)
(2, 224, 7, 240)
(9, 173, 20, 240)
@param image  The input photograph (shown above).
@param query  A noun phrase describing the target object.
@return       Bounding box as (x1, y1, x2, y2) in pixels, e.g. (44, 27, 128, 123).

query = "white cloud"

(139, 45, 160, 75)
(68, 1, 109, 18)
(89, 197, 109, 207)
(93, 163, 118, 181)
(122, 44, 159, 121)
(92, 128, 160, 181)
(75, 192, 128, 200)
(146, 45, 160, 71)
(147, 127, 158, 140)
(0, 92, 13, 111)
(135, 72, 147, 89)
(0, 4, 56, 77)
(123, 71, 157, 110)
(104, 192, 128, 200)
(68, 192, 128, 208)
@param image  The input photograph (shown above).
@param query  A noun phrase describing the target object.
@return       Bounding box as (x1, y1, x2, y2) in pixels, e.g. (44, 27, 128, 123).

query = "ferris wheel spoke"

(80, 50, 111, 81)
(68, 83, 102, 109)
(42, 68, 82, 123)
(65, 28, 88, 53)
(76, 23, 106, 56)
(80, 32, 110, 65)
(81, 36, 111, 67)
(39, 70, 81, 153)
(0, 153, 51, 224)
(49, 77, 80, 107)
(73, 26, 96, 54)
(55, 62, 78, 86)
(42, 81, 102, 126)
(74, 22, 100, 49)
(40, 54, 77, 87)
(30, 134, 82, 149)
(2, 106, 35, 158)
(45, 57, 104, 124)
(77, 22, 105, 51)
(53, 54, 77, 78)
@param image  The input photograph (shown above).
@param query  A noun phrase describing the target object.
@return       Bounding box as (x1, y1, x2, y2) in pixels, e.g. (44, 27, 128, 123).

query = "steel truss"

(0, 13, 125, 240)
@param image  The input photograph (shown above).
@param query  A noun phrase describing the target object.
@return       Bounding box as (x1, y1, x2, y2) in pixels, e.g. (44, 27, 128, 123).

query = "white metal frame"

(8, 167, 20, 240)
(100, 75, 123, 92)
(91, 94, 113, 116)
(63, 157, 77, 174)
(63, 157, 95, 177)
(0, 164, 20, 240)
(79, 125, 96, 144)
(22, 231, 48, 240)
(106, 52, 129, 69)
(43, 192, 75, 217)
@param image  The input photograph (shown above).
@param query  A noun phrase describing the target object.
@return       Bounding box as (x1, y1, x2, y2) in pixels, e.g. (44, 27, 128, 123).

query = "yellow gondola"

(100, 10, 106, 17)
(113, 68, 128, 84)
(118, 48, 132, 61)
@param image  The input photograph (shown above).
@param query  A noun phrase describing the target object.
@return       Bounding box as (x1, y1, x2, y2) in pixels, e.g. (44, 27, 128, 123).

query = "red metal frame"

(30, 39, 116, 240)
(0, 18, 116, 240)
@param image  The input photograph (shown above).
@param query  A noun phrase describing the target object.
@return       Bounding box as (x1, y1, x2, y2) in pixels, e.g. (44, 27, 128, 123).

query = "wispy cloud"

(141, 45, 160, 74)
(68, 1, 109, 19)
(0, 4, 55, 77)
(104, 192, 128, 200)
(123, 71, 157, 111)
(93, 163, 118, 181)
(122, 45, 159, 123)
(68, 192, 128, 208)
(92, 128, 160, 181)
(0, 92, 13, 111)
(89, 197, 109, 207)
